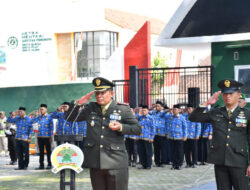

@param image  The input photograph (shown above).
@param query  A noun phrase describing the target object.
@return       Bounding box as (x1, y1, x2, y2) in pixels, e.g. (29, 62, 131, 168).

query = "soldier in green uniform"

(189, 79, 250, 190)
(65, 77, 141, 190)
(239, 93, 247, 108)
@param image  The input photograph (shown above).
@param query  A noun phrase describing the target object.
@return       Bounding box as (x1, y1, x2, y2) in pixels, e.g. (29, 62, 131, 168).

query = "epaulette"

(241, 107, 249, 111)
(117, 102, 129, 106)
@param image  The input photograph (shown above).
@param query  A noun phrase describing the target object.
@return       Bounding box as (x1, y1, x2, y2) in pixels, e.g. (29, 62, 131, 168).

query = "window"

(234, 65, 250, 102)
(74, 31, 118, 78)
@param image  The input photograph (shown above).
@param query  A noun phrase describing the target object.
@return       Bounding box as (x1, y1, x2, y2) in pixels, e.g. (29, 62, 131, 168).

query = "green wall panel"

(212, 40, 250, 108)
(0, 83, 94, 114)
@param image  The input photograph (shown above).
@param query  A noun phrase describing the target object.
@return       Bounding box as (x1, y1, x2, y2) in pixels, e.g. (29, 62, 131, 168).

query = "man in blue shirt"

(34, 104, 54, 170)
(167, 104, 187, 170)
(194, 105, 212, 165)
(152, 101, 168, 167)
(7, 107, 33, 170)
(51, 102, 72, 136)
(137, 105, 155, 169)
(183, 104, 201, 168)
(125, 107, 138, 167)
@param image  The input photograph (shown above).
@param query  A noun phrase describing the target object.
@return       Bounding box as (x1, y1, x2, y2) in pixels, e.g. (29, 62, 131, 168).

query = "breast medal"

(90, 117, 95, 127)
(236, 111, 247, 127)
(110, 110, 122, 123)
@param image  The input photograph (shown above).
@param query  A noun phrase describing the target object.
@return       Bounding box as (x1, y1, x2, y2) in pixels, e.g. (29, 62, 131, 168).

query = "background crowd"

(0, 93, 246, 171)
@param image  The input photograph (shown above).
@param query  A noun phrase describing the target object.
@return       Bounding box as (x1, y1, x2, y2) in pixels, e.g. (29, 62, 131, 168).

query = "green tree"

(151, 52, 169, 96)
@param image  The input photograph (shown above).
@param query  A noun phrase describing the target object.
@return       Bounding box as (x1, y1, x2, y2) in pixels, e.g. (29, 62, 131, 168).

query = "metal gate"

(112, 80, 130, 103)
(113, 66, 213, 108)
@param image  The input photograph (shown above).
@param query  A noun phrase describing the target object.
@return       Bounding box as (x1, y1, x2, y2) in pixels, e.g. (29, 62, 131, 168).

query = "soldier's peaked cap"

(217, 79, 243, 93)
(92, 77, 115, 92)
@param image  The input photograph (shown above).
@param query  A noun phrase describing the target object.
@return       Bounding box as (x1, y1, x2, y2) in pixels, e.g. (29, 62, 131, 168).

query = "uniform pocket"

(234, 146, 247, 157)
(84, 141, 95, 148)
(110, 144, 126, 151)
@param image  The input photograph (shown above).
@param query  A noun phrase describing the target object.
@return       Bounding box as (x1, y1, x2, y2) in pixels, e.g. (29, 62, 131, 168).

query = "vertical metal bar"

(137, 70, 140, 106)
(184, 68, 186, 105)
(141, 71, 144, 105)
(129, 66, 138, 108)
(70, 170, 75, 190)
(163, 69, 165, 104)
(210, 66, 213, 96)
(60, 170, 65, 190)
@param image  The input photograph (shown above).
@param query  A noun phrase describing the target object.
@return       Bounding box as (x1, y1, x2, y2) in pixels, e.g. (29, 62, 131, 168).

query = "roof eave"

(155, 33, 250, 48)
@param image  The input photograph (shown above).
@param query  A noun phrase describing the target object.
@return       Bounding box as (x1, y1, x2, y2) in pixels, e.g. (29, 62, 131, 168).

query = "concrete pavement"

(0, 155, 216, 190)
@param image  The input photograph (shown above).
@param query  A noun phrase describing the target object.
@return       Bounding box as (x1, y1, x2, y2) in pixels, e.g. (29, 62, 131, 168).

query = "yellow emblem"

(96, 79, 101, 86)
(224, 80, 230, 88)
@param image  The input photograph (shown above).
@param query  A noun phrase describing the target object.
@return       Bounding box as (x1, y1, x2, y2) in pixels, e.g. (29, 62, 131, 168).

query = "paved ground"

(0, 155, 216, 190)
(186, 182, 216, 190)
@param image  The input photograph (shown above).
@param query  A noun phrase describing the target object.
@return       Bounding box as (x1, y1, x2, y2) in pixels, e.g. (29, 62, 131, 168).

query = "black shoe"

(192, 164, 197, 168)
(138, 166, 145, 169)
(131, 162, 136, 167)
(153, 164, 161, 167)
(8, 161, 14, 165)
(46, 165, 52, 169)
(145, 166, 151, 170)
(35, 166, 44, 170)
(160, 164, 166, 168)
(15, 167, 24, 170)
(201, 162, 207, 165)
(176, 166, 182, 170)
(13, 161, 17, 165)
(23, 167, 28, 170)
(185, 164, 191, 168)
(171, 165, 175, 170)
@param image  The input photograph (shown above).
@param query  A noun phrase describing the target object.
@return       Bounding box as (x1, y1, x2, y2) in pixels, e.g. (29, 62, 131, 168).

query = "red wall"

(124, 21, 151, 104)
(124, 21, 151, 79)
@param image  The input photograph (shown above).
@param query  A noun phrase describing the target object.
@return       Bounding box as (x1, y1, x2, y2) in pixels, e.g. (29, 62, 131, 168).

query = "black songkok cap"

(187, 104, 193, 108)
(92, 77, 115, 92)
(19, 107, 26, 111)
(164, 105, 169, 109)
(173, 104, 180, 109)
(40, 104, 47, 108)
(155, 100, 164, 107)
(141, 105, 149, 109)
(62, 102, 70, 105)
(217, 79, 243, 93)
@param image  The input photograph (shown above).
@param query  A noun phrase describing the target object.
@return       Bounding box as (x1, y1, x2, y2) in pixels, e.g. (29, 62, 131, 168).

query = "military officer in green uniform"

(65, 77, 141, 190)
(189, 79, 250, 190)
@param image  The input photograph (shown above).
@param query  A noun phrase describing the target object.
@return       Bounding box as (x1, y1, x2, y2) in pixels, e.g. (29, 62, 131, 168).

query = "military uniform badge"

(90, 120, 95, 127)
(110, 111, 121, 123)
(236, 111, 247, 127)
(224, 80, 230, 88)
(95, 79, 101, 86)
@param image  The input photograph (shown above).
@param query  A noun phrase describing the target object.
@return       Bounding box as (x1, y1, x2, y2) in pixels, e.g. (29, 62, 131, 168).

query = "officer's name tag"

(216, 114, 224, 118)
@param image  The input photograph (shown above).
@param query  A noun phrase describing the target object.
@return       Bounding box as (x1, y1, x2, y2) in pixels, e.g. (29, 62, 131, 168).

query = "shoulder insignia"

(117, 102, 129, 106)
